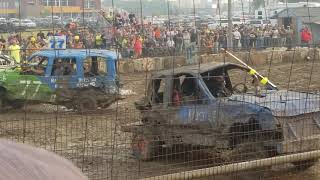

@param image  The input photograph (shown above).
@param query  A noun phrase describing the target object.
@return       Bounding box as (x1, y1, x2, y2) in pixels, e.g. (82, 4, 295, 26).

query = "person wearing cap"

(71, 35, 84, 49)
(8, 40, 21, 64)
(26, 37, 40, 57)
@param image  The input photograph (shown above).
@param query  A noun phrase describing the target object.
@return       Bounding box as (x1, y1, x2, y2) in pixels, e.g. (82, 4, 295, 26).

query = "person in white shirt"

(232, 28, 241, 51)
(272, 28, 280, 47)
(167, 38, 175, 48)
(182, 30, 191, 50)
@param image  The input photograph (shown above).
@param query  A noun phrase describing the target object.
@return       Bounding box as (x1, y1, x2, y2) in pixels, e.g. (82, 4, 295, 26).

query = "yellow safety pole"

(225, 50, 278, 90)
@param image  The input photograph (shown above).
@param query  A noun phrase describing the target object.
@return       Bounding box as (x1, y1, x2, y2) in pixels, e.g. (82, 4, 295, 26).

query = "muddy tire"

(75, 96, 98, 112)
(131, 133, 159, 161)
(228, 120, 268, 162)
(229, 139, 267, 163)
(292, 159, 318, 170)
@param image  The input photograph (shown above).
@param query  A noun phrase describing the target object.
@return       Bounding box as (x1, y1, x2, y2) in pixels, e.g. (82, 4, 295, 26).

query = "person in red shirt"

(154, 27, 161, 41)
(301, 26, 312, 47)
(134, 35, 142, 58)
(172, 79, 182, 106)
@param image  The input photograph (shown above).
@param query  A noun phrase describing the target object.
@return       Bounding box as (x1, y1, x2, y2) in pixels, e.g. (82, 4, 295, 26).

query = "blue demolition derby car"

(123, 61, 320, 169)
(0, 49, 119, 111)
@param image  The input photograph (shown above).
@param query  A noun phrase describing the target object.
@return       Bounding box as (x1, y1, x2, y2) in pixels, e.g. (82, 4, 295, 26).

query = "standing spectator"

(71, 35, 84, 49)
(256, 27, 264, 50)
(264, 27, 272, 48)
(121, 36, 129, 58)
(154, 27, 161, 42)
(279, 25, 287, 47)
(182, 30, 192, 63)
(271, 27, 280, 47)
(213, 31, 219, 54)
(26, 37, 40, 57)
(232, 28, 241, 51)
(182, 30, 191, 50)
(0, 36, 6, 54)
(190, 29, 197, 51)
(8, 40, 21, 64)
(219, 29, 227, 50)
(95, 32, 103, 49)
(134, 35, 142, 58)
(286, 26, 294, 50)
(104, 29, 113, 49)
(249, 29, 257, 49)
(37, 31, 45, 40)
(242, 29, 250, 50)
(175, 30, 183, 53)
(301, 26, 312, 47)
(167, 38, 175, 55)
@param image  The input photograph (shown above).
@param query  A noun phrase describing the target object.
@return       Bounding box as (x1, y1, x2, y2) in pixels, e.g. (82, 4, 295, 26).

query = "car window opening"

(83, 56, 107, 77)
(52, 58, 77, 76)
(153, 78, 165, 104)
(172, 74, 203, 106)
(22, 56, 48, 76)
(202, 71, 232, 98)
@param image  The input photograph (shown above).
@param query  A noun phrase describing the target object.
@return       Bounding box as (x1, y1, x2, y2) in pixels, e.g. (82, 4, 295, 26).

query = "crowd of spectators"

(0, 12, 314, 64)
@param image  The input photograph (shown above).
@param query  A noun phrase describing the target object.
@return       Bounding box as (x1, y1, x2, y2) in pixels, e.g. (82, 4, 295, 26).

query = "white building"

(255, 1, 320, 19)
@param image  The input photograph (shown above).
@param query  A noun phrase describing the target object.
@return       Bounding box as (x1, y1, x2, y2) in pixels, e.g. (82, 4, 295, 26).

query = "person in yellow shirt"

(8, 40, 21, 64)
(71, 35, 84, 49)
(95, 32, 103, 49)
(26, 37, 40, 57)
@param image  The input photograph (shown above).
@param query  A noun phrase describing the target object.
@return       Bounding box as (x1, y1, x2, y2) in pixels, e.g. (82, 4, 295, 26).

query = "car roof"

(152, 62, 248, 77)
(30, 49, 118, 61)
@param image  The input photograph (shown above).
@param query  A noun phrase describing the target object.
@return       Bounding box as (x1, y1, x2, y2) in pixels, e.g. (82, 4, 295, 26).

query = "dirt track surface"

(0, 60, 320, 180)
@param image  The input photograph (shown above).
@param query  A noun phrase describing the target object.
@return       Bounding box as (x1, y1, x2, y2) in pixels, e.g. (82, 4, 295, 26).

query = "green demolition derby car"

(0, 49, 119, 111)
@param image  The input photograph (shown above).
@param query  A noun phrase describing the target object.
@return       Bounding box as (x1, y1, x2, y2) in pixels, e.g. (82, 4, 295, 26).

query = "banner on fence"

(48, 36, 67, 49)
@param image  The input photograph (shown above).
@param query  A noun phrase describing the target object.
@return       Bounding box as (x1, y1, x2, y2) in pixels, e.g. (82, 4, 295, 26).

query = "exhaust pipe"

(140, 150, 320, 180)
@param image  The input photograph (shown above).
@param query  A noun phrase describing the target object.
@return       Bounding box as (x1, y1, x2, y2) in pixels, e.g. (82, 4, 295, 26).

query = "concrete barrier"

(118, 48, 320, 73)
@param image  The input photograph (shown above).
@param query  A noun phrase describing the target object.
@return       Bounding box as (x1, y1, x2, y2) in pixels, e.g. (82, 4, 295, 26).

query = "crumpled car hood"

(229, 90, 320, 117)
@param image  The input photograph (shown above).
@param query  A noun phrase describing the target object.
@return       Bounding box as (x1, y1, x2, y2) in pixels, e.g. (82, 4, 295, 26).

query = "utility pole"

(227, 0, 233, 49)
(139, 0, 143, 32)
